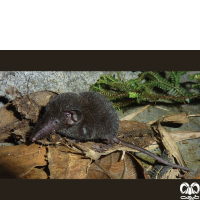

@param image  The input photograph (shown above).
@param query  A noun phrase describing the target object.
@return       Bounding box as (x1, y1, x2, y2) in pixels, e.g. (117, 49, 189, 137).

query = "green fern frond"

(189, 73, 200, 81)
(90, 71, 200, 110)
(100, 90, 129, 101)
(113, 99, 137, 110)
(189, 73, 200, 89)
(170, 71, 187, 87)
(146, 71, 187, 96)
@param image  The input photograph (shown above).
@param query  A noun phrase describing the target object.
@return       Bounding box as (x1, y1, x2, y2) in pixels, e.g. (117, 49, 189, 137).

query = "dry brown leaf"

(84, 148, 102, 160)
(57, 142, 84, 154)
(130, 154, 151, 179)
(0, 103, 18, 128)
(62, 140, 138, 161)
(1, 90, 57, 130)
(86, 163, 110, 179)
(0, 119, 31, 143)
(118, 121, 154, 148)
(156, 122, 187, 169)
(119, 121, 153, 137)
(64, 140, 148, 161)
(140, 130, 200, 151)
(48, 146, 91, 179)
(66, 154, 91, 179)
(0, 91, 60, 142)
(12, 125, 31, 138)
(150, 112, 192, 172)
(170, 131, 200, 142)
(147, 120, 157, 125)
(147, 113, 189, 125)
(21, 168, 48, 179)
(12, 96, 41, 123)
(87, 152, 138, 179)
(160, 112, 189, 124)
(168, 169, 180, 179)
(49, 142, 139, 179)
(0, 143, 47, 178)
(30, 91, 58, 106)
(62, 140, 103, 160)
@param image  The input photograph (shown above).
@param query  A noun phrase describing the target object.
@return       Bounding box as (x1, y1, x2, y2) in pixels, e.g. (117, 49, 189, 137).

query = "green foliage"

(170, 71, 187, 87)
(189, 73, 200, 89)
(90, 71, 200, 110)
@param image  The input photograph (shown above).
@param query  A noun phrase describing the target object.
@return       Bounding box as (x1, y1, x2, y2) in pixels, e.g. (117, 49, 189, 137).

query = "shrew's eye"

(55, 120, 59, 124)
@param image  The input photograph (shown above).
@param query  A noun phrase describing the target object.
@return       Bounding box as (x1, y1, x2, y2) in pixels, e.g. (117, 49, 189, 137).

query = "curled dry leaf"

(66, 141, 107, 160)
(0, 103, 19, 128)
(12, 91, 58, 123)
(119, 121, 153, 137)
(56, 139, 148, 180)
(140, 130, 200, 151)
(130, 154, 151, 179)
(12, 96, 41, 123)
(30, 91, 58, 107)
(11, 120, 31, 143)
(0, 143, 47, 178)
(84, 148, 103, 160)
(64, 140, 149, 161)
(21, 168, 48, 179)
(0, 91, 59, 142)
(118, 121, 155, 148)
(155, 123, 187, 169)
(170, 131, 200, 142)
(0, 101, 30, 142)
(56, 144, 83, 154)
(168, 169, 180, 179)
(159, 112, 189, 124)
(86, 151, 138, 179)
(0, 119, 31, 143)
(153, 113, 190, 170)
(47, 146, 91, 179)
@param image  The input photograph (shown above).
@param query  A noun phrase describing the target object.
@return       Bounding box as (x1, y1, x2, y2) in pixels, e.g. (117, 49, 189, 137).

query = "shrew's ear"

(64, 110, 82, 125)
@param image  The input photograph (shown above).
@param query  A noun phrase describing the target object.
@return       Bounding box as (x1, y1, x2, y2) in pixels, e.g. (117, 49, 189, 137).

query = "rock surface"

(0, 71, 140, 107)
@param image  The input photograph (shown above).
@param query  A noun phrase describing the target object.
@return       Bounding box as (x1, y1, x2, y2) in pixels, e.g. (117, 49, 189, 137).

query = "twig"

(155, 106, 169, 111)
(188, 114, 200, 117)
(120, 105, 150, 121)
